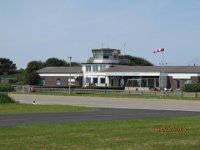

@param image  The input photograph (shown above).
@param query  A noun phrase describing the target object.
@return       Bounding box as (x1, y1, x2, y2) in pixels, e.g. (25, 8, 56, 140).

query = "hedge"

(0, 84, 14, 92)
(0, 93, 17, 103)
(35, 86, 124, 90)
(82, 86, 125, 90)
(184, 84, 200, 92)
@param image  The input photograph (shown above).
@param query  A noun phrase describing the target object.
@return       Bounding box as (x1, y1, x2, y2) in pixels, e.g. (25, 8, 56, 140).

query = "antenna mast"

(123, 41, 126, 55)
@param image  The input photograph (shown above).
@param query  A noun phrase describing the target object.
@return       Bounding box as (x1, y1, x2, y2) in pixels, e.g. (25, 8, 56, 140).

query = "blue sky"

(1, 0, 200, 68)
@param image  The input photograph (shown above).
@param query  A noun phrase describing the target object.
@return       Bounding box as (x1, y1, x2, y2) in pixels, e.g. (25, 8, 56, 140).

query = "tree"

(45, 57, 81, 67)
(25, 61, 45, 85)
(119, 55, 153, 66)
(0, 58, 17, 75)
(15, 69, 27, 85)
(71, 62, 81, 67)
(45, 57, 68, 67)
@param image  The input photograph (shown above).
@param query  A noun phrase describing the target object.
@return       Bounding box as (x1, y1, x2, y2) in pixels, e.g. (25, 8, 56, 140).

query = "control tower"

(90, 48, 121, 64)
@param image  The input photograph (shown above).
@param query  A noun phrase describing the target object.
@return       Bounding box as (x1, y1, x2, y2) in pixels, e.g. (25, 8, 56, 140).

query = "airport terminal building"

(37, 48, 200, 90)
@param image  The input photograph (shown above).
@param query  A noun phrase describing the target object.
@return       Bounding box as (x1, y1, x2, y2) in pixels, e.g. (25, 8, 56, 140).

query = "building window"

(41, 79, 45, 86)
(56, 79, 61, 86)
(176, 80, 180, 89)
(39, 79, 45, 86)
(85, 78, 91, 86)
(100, 78, 105, 84)
(94, 50, 102, 59)
(184, 80, 192, 84)
(86, 66, 91, 72)
(93, 78, 98, 85)
(100, 65, 106, 71)
(103, 55, 109, 59)
(93, 65, 98, 72)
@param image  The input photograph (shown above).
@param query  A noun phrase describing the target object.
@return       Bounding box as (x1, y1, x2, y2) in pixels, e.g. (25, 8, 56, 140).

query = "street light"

(68, 57, 72, 95)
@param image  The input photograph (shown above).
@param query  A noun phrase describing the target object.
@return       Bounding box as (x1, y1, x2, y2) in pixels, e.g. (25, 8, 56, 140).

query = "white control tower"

(91, 48, 121, 64)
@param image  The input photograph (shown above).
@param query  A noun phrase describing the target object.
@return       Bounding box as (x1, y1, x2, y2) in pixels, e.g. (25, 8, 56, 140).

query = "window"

(100, 78, 105, 84)
(103, 55, 109, 59)
(176, 80, 180, 89)
(86, 77, 91, 83)
(56, 79, 61, 86)
(39, 79, 45, 86)
(184, 80, 192, 84)
(41, 79, 45, 86)
(100, 65, 106, 71)
(86, 65, 91, 72)
(85, 77, 91, 86)
(93, 50, 103, 59)
(93, 78, 98, 84)
(93, 65, 99, 72)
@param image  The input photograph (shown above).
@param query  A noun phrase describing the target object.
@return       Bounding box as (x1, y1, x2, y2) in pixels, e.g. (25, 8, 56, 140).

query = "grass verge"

(11, 91, 200, 101)
(0, 103, 95, 114)
(0, 116, 200, 150)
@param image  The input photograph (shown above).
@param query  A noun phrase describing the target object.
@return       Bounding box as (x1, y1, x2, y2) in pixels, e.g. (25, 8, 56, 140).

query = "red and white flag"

(153, 48, 164, 53)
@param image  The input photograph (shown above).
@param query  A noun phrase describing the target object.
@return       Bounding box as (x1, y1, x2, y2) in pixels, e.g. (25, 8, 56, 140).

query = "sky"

(1, 0, 200, 69)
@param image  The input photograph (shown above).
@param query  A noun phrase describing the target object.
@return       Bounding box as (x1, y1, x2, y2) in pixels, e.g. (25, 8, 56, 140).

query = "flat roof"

(102, 65, 200, 73)
(37, 67, 82, 74)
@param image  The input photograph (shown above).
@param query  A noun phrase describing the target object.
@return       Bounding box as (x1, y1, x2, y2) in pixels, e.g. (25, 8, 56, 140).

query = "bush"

(0, 93, 17, 103)
(184, 84, 200, 92)
(35, 86, 82, 89)
(83, 86, 125, 90)
(0, 84, 14, 92)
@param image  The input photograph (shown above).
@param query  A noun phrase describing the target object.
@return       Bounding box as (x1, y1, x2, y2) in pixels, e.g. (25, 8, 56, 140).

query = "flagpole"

(153, 48, 165, 92)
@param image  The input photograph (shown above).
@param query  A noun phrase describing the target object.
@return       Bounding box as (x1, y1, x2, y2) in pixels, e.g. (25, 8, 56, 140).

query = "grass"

(0, 92, 17, 104)
(0, 103, 95, 114)
(11, 91, 200, 101)
(0, 116, 200, 150)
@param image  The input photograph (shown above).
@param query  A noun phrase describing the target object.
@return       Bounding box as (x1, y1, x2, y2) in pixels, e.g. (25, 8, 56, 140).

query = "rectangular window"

(184, 80, 192, 84)
(42, 79, 45, 86)
(93, 65, 98, 72)
(103, 55, 109, 59)
(85, 77, 91, 86)
(100, 65, 106, 71)
(86, 66, 91, 72)
(176, 80, 180, 89)
(86, 77, 91, 83)
(39, 79, 45, 86)
(100, 78, 105, 84)
(93, 78, 98, 84)
(56, 79, 61, 86)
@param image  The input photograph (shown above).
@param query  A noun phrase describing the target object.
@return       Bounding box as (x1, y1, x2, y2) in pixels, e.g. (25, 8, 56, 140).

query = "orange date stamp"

(158, 126, 187, 133)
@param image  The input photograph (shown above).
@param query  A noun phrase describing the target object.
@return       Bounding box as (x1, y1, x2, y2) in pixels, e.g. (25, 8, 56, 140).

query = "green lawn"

(0, 116, 200, 150)
(12, 91, 200, 101)
(0, 104, 95, 114)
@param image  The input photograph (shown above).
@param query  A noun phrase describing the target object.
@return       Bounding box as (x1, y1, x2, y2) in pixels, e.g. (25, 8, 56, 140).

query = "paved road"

(10, 94, 200, 112)
(1, 108, 200, 127)
(1, 94, 200, 127)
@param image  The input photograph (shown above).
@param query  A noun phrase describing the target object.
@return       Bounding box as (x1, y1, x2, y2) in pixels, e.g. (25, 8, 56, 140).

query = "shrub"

(184, 84, 200, 92)
(83, 86, 125, 90)
(35, 86, 81, 89)
(0, 84, 14, 92)
(0, 93, 17, 103)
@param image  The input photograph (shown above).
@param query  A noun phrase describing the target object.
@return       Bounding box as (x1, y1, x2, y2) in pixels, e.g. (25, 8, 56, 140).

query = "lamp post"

(68, 57, 72, 95)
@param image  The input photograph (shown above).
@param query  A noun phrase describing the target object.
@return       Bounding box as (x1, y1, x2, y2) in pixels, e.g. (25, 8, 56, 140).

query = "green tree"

(119, 55, 153, 66)
(45, 57, 68, 66)
(25, 61, 45, 85)
(71, 62, 81, 67)
(15, 69, 27, 85)
(45, 57, 81, 67)
(0, 58, 17, 75)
